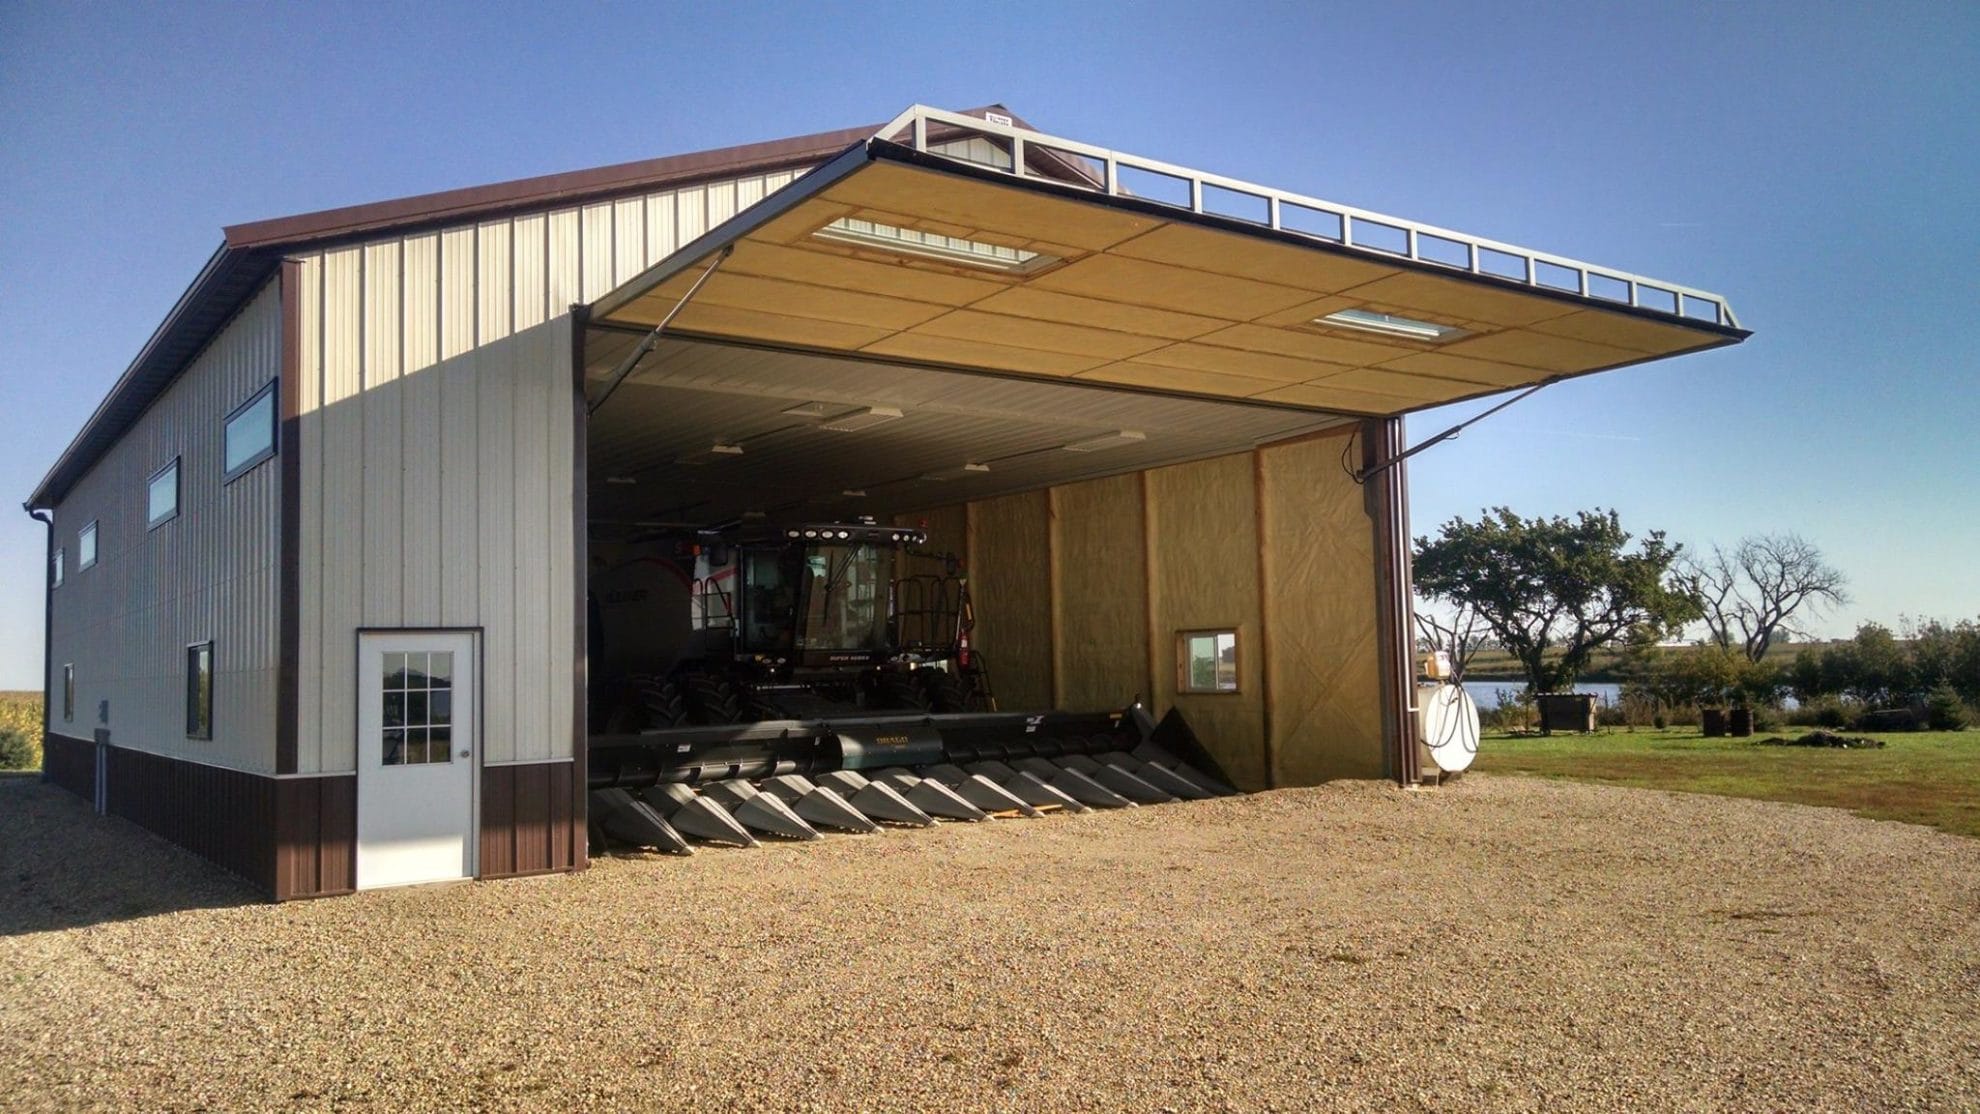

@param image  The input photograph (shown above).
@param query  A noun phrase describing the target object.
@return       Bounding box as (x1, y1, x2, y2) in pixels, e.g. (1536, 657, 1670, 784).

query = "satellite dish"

(1416, 683, 1481, 773)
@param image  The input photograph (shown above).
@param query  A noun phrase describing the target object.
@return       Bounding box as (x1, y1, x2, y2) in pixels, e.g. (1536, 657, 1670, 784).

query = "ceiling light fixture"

(1316, 308, 1467, 343)
(819, 405, 905, 433)
(780, 401, 836, 418)
(676, 442, 745, 464)
(1062, 430, 1147, 453)
(812, 217, 1059, 274)
(920, 462, 991, 482)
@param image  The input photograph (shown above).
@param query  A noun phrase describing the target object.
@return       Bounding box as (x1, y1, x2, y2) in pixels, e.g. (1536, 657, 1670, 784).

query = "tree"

(1680, 533, 1848, 663)
(1413, 507, 1701, 694)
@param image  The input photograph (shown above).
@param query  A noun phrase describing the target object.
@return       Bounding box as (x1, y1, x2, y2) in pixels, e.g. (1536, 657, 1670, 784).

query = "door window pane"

(381, 648, 455, 765)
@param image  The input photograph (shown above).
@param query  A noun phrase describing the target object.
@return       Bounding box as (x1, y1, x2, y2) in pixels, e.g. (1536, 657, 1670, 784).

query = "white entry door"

(356, 631, 476, 890)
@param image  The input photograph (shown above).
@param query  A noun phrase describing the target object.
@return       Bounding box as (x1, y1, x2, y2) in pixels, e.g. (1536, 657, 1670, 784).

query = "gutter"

(25, 505, 54, 762)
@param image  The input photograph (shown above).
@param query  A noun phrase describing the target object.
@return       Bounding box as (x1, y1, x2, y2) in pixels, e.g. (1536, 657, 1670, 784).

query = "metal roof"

(25, 107, 1029, 510)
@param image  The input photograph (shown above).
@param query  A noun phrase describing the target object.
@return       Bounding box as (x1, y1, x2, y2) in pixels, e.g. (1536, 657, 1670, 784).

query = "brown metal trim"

(568, 307, 591, 871)
(1044, 486, 1061, 709)
(225, 128, 869, 251)
(1252, 449, 1276, 787)
(32, 510, 54, 744)
(1140, 471, 1159, 708)
(221, 105, 1037, 252)
(276, 260, 303, 775)
(1363, 419, 1420, 785)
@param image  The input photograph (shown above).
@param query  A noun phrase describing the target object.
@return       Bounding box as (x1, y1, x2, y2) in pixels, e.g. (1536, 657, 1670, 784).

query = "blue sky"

(1, 2, 1975, 687)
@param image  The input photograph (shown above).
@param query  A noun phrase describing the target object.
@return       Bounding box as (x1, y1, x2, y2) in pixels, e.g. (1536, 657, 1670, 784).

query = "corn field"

(1, 691, 45, 769)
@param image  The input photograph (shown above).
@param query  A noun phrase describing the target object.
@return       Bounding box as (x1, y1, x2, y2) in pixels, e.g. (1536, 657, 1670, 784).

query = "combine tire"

(873, 671, 932, 712)
(684, 672, 744, 725)
(632, 674, 687, 730)
(919, 668, 977, 714)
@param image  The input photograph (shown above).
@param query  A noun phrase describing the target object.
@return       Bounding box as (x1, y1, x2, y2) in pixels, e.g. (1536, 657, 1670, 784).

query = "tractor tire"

(632, 673, 687, 730)
(919, 668, 977, 714)
(873, 670, 932, 712)
(684, 672, 744, 725)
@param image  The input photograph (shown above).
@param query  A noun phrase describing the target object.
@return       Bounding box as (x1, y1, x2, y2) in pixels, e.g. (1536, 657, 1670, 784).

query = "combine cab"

(586, 520, 1236, 855)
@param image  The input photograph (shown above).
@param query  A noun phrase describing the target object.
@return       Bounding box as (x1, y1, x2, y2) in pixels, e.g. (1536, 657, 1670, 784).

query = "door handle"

(458, 750, 471, 759)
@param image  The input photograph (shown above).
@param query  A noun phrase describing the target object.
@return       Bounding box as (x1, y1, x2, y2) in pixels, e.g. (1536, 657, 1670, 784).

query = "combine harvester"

(586, 520, 1236, 854)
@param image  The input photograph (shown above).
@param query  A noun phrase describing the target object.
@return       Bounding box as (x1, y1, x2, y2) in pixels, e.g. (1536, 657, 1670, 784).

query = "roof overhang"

(591, 108, 1747, 418)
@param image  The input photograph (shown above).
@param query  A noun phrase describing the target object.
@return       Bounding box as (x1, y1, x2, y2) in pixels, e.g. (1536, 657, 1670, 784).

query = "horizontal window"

(78, 521, 97, 571)
(1178, 629, 1240, 694)
(147, 458, 180, 528)
(223, 382, 277, 480)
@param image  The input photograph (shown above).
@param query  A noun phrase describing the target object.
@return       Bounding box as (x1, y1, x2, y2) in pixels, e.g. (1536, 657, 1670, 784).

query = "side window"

(223, 383, 277, 480)
(78, 522, 97, 571)
(147, 459, 180, 528)
(62, 664, 75, 722)
(186, 641, 213, 739)
(51, 547, 64, 588)
(1177, 629, 1240, 694)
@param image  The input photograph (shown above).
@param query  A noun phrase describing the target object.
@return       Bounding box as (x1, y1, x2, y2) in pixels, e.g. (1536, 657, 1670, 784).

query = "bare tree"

(1414, 600, 1489, 682)
(1682, 533, 1848, 663)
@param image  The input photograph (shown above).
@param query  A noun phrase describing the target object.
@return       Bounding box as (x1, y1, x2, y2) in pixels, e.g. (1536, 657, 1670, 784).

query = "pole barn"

(26, 105, 1745, 898)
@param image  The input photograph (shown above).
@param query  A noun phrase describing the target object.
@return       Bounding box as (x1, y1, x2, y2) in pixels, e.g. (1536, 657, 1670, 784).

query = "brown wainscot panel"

(104, 746, 279, 896)
(273, 774, 357, 900)
(481, 761, 582, 879)
(42, 731, 96, 801)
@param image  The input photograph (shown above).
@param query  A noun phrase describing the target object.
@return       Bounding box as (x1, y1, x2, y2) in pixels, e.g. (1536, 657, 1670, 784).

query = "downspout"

(25, 505, 54, 767)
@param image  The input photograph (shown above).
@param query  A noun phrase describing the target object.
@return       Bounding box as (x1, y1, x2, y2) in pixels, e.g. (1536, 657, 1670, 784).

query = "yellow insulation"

(1145, 455, 1267, 790)
(966, 491, 1055, 710)
(1050, 474, 1149, 712)
(1259, 433, 1386, 781)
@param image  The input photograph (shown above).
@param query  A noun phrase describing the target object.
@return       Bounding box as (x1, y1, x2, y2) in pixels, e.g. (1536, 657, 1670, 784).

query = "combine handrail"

(876, 105, 1739, 330)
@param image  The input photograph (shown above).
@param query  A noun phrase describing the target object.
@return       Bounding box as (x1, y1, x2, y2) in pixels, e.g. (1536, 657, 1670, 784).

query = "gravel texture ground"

(3, 772, 1978, 1112)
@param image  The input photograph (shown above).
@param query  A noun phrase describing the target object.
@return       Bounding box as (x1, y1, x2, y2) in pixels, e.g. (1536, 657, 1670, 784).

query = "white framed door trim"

(354, 626, 482, 889)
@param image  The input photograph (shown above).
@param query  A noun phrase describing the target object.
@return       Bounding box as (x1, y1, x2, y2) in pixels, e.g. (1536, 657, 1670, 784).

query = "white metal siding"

(293, 167, 796, 773)
(46, 283, 283, 772)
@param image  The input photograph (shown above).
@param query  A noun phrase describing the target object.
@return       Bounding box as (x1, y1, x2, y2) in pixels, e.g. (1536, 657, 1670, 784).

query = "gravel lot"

(4, 772, 1977, 1111)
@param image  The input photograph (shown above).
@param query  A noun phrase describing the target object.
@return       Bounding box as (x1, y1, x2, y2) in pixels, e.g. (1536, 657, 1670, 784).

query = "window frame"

(51, 546, 64, 588)
(78, 521, 98, 571)
(62, 664, 75, 722)
(1176, 627, 1243, 695)
(185, 640, 214, 740)
(147, 457, 181, 529)
(221, 381, 279, 483)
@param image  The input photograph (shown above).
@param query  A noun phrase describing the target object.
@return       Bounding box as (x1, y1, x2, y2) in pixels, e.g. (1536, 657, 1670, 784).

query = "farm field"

(1475, 727, 1980, 838)
(0, 691, 42, 769)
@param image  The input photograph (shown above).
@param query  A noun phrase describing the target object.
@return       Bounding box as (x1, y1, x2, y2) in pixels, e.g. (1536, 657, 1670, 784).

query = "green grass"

(1474, 726, 1980, 838)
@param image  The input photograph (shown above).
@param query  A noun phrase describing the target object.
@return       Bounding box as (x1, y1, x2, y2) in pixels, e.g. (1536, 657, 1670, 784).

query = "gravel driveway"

(3, 772, 1976, 1111)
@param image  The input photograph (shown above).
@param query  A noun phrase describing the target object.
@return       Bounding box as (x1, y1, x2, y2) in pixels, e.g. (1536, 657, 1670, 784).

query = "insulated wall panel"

(1145, 455, 1267, 790)
(1050, 473, 1148, 712)
(1259, 433, 1386, 782)
(966, 491, 1053, 711)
